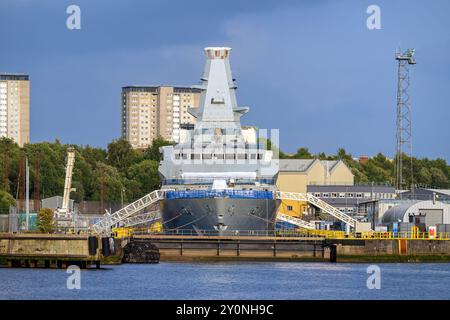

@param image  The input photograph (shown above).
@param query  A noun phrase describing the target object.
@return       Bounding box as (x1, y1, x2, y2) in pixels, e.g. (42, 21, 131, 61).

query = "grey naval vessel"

(158, 47, 280, 235)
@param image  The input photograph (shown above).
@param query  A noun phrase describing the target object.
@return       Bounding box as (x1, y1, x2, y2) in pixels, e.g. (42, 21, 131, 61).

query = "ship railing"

(162, 178, 276, 185)
(165, 189, 275, 200)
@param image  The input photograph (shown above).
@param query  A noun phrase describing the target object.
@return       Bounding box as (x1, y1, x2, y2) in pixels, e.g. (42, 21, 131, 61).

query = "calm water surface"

(1, 262, 450, 300)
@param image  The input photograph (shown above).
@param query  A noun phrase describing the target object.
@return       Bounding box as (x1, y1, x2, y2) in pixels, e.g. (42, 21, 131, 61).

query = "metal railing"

(162, 178, 276, 185)
(165, 189, 274, 200)
(131, 228, 326, 238)
(276, 191, 358, 228)
(277, 213, 315, 229)
(92, 190, 167, 234)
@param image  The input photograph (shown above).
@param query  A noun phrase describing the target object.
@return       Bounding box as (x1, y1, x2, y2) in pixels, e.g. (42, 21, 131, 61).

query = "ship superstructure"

(158, 47, 279, 234)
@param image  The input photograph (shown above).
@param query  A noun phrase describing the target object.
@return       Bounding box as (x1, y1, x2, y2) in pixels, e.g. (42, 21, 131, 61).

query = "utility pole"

(25, 157, 29, 231)
(2, 143, 9, 192)
(395, 48, 416, 195)
(33, 150, 42, 209)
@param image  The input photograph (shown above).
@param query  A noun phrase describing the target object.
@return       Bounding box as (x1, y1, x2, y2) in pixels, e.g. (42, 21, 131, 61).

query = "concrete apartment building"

(121, 86, 201, 149)
(0, 73, 30, 147)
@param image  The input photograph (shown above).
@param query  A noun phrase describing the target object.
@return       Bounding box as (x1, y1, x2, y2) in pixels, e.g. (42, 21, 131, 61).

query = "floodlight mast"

(395, 48, 416, 195)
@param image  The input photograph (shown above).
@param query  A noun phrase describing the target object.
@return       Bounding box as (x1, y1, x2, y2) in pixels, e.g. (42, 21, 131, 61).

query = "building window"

(287, 205, 293, 211)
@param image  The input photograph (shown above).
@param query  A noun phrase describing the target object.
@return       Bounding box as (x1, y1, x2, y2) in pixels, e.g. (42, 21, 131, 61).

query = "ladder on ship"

(92, 190, 166, 233)
(275, 191, 358, 230)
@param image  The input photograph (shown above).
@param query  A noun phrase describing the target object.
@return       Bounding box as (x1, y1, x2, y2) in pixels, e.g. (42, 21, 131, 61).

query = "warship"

(158, 47, 280, 235)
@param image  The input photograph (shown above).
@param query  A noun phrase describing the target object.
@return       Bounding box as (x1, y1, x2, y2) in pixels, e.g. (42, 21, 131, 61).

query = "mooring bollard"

(330, 244, 337, 263)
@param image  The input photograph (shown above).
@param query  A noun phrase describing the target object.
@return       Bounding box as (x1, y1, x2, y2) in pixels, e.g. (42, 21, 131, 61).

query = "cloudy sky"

(1, 0, 449, 160)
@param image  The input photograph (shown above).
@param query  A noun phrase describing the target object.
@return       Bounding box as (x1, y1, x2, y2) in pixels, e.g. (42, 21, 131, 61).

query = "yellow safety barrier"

(112, 227, 133, 239)
(293, 227, 450, 240)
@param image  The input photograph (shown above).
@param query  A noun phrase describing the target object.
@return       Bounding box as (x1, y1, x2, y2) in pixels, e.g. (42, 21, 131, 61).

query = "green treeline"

(0, 137, 172, 209)
(0, 138, 449, 212)
(280, 147, 450, 189)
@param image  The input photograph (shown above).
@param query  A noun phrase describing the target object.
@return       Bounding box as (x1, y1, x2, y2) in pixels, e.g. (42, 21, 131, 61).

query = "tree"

(291, 147, 313, 159)
(0, 190, 16, 215)
(92, 162, 124, 202)
(337, 148, 353, 162)
(127, 160, 160, 199)
(106, 139, 141, 174)
(430, 167, 448, 188)
(417, 167, 432, 187)
(37, 208, 55, 233)
(144, 137, 173, 162)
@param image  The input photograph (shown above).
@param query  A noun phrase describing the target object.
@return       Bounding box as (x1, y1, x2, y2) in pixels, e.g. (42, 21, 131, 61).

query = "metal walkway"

(92, 189, 359, 234)
(276, 212, 315, 229)
(119, 210, 161, 228)
(276, 191, 358, 229)
(92, 190, 166, 233)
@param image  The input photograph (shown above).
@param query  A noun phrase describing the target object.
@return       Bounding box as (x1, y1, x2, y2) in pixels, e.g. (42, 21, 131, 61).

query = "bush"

(37, 208, 55, 233)
(0, 190, 16, 215)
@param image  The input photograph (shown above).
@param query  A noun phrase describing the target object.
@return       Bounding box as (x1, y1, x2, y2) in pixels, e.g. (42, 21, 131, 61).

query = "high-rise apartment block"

(121, 86, 201, 149)
(0, 74, 30, 147)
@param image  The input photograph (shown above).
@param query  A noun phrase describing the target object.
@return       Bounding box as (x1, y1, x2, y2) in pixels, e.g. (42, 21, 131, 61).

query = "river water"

(1, 262, 450, 300)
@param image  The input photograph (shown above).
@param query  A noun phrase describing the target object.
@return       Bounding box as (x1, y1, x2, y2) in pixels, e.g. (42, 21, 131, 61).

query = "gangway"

(92, 190, 166, 233)
(119, 210, 161, 228)
(276, 191, 359, 230)
(92, 189, 362, 234)
(277, 213, 315, 229)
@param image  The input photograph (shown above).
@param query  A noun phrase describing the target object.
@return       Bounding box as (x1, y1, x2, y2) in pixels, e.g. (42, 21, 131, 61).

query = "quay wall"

(330, 239, 450, 262)
(0, 233, 122, 267)
(0, 233, 91, 258)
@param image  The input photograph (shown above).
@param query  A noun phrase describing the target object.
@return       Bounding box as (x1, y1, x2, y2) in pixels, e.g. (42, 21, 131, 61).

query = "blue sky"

(1, 0, 449, 160)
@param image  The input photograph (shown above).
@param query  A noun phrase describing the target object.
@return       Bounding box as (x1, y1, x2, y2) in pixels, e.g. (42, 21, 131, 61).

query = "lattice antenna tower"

(395, 48, 416, 192)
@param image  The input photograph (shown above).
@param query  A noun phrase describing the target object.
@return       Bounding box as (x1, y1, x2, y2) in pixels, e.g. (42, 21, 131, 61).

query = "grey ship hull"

(162, 198, 280, 235)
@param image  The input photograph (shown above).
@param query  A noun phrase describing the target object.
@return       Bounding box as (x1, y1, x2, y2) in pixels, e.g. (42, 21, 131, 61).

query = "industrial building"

(0, 73, 30, 147)
(359, 188, 450, 228)
(307, 184, 396, 220)
(121, 85, 201, 149)
(399, 188, 450, 201)
(276, 159, 353, 193)
(276, 159, 354, 219)
(381, 200, 450, 232)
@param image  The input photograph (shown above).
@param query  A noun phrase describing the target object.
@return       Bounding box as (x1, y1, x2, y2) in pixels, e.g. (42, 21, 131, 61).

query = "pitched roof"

(279, 159, 317, 172)
(428, 189, 450, 196)
(321, 160, 339, 172)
